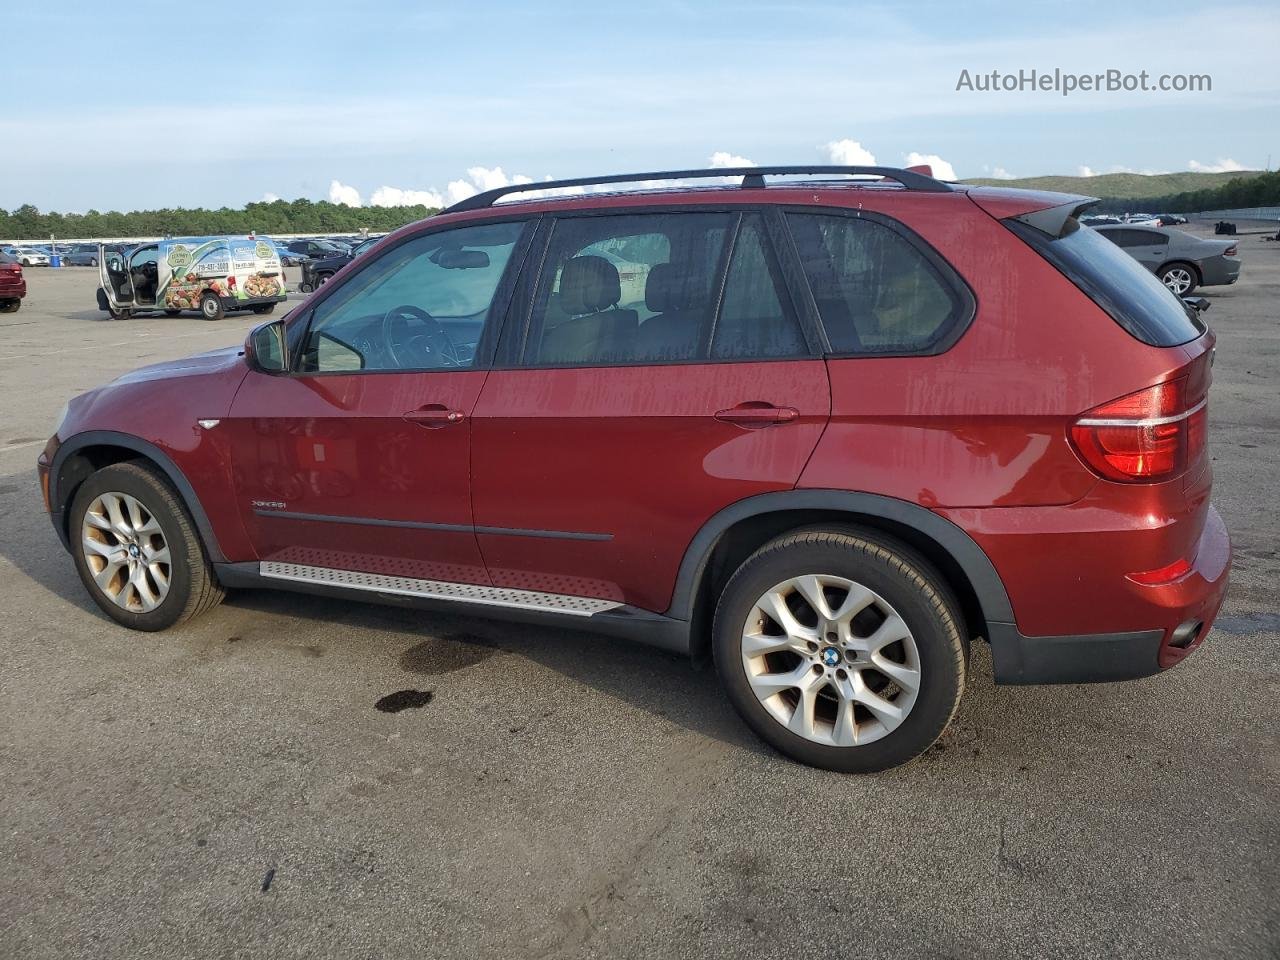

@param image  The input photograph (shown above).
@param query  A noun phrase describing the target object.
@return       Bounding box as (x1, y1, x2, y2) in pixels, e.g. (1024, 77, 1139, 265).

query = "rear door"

(225, 219, 533, 585)
(469, 208, 830, 613)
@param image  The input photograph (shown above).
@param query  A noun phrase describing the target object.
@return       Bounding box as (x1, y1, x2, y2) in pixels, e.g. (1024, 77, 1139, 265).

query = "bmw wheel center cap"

(821, 646, 841, 667)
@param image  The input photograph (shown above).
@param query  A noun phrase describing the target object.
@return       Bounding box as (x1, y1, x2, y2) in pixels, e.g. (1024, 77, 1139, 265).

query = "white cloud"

(826, 139, 877, 165)
(904, 151, 957, 181)
(709, 151, 756, 168)
(328, 179, 362, 207)
(1077, 165, 1098, 178)
(990, 166, 1015, 180)
(1188, 158, 1246, 173)
(370, 185, 445, 207)
(261, 192, 281, 203)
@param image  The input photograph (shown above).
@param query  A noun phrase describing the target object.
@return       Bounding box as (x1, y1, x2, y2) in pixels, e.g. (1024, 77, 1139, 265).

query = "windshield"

(1007, 217, 1205, 347)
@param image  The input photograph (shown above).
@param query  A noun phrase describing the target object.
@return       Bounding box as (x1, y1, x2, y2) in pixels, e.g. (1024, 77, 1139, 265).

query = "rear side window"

(1008, 218, 1204, 347)
(711, 215, 806, 360)
(521, 211, 806, 367)
(786, 213, 967, 355)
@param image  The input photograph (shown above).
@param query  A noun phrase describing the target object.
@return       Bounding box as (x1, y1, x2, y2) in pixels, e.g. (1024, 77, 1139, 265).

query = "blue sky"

(4, 0, 1277, 211)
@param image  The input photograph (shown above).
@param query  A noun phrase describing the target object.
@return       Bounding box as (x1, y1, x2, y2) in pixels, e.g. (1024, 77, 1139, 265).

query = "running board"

(258, 561, 622, 617)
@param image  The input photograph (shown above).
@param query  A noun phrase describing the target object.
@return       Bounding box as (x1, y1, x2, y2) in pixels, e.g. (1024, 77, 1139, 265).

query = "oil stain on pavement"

(375, 689, 434, 713)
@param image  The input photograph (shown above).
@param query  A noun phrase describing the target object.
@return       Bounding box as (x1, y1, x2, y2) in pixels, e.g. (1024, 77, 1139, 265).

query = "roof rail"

(444, 165, 952, 213)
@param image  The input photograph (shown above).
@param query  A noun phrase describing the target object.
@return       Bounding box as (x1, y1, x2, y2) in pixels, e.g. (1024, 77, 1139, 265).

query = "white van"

(96, 236, 286, 320)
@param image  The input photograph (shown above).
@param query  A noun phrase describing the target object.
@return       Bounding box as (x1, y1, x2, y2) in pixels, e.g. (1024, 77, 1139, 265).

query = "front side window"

(298, 221, 525, 373)
(787, 213, 964, 355)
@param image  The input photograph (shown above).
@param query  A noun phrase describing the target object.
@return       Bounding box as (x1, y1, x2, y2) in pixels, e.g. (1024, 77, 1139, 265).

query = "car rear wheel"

(1158, 262, 1198, 295)
(713, 528, 966, 773)
(70, 462, 224, 631)
(0, 299, 19, 314)
(200, 291, 225, 321)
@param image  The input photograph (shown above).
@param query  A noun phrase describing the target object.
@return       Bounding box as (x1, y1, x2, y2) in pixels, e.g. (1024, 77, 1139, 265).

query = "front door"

(470, 209, 831, 613)
(225, 219, 532, 585)
(98, 245, 135, 309)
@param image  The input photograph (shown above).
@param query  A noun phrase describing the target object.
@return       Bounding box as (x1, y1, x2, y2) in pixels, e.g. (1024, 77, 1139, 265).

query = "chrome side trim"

(1075, 397, 1207, 428)
(258, 561, 621, 617)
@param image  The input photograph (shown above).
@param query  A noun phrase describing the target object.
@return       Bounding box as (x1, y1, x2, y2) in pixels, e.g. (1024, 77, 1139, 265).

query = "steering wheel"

(380, 304, 461, 369)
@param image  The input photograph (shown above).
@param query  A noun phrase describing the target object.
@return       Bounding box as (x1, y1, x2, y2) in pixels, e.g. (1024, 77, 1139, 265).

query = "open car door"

(97, 244, 135, 318)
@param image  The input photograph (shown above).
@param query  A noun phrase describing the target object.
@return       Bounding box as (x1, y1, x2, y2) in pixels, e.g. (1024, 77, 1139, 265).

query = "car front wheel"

(70, 462, 224, 631)
(713, 528, 966, 773)
(200, 292, 225, 321)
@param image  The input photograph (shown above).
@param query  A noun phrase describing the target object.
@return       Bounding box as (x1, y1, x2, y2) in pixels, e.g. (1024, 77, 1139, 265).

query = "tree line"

(3, 170, 1279, 240)
(1094, 170, 1280, 214)
(0, 198, 442, 241)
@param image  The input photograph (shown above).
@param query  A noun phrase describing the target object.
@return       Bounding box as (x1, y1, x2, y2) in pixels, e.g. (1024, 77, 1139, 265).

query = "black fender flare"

(48, 430, 226, 562)
(663, 489, 1015, 626)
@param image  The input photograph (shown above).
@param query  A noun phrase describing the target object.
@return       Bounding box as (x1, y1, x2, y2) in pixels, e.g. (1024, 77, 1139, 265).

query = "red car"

(0, 252, 26, 312)
(38, 166, 1230, 772)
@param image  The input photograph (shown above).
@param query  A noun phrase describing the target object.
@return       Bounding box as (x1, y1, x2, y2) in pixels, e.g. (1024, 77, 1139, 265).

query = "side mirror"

(246, 319, 288, 373)
(1182, 296, 1210, 314)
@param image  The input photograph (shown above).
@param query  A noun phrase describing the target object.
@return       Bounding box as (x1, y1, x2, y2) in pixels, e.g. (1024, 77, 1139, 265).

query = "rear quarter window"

(785, 212, 972, 356)
(1008, 218, 1204, 347)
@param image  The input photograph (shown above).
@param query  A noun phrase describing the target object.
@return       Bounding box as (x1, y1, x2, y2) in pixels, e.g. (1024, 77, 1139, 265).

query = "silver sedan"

(1091, 224, 1241, 294)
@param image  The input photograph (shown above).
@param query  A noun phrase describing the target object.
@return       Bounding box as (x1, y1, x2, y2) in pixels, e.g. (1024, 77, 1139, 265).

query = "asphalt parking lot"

(1, 238, 1277, 960)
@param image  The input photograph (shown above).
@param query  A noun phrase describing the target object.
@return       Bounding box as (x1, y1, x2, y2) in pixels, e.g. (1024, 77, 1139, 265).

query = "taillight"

(1070, 377, 1207, 483)
(1224, 244, 1238, 257)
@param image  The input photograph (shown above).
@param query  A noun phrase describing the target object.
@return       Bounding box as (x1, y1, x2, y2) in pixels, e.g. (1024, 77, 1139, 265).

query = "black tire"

(712, 528, 966, 773)
(69, 461, 225, 631)
(164, 308, 182, 317)
(1157, 261, 1199, 295)
(199, 291, 225, 321)
(251, 303, 276, 315)
(297, 282, 313, 294)
(0, 299, 18, 314)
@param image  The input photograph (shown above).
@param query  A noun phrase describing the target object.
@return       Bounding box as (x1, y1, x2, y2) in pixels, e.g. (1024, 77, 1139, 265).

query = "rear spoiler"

(966, 188, 1100, 238)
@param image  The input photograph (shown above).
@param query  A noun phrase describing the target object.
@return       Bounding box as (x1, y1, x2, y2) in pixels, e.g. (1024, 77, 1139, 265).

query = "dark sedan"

(62, 244, 102, 267)
(299, 235, 384, 291)
(1091, 224, 1241, 294)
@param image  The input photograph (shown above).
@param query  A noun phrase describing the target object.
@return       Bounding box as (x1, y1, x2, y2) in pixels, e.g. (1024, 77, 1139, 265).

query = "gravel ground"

(0, 239, 1276, 960)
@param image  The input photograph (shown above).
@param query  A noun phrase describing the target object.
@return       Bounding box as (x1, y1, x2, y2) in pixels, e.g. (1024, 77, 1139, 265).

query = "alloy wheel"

(80, 491, 172, 612)
(1163, 267, 1194, 294)
(740, 574, 921, 746)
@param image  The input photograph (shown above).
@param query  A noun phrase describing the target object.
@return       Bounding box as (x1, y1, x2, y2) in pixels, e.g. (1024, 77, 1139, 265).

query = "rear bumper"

(0, 280, 26, 299)
(988, 506, 1231, 684)
(1201, 257, 1242, 286)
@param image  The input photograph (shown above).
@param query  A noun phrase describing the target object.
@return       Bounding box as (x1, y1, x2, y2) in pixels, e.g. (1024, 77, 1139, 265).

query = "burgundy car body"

(40, 170, 1230, 685)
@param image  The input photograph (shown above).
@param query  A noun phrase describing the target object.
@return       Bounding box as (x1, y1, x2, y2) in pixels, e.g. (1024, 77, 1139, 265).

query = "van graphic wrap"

(156, 237, 283, 310)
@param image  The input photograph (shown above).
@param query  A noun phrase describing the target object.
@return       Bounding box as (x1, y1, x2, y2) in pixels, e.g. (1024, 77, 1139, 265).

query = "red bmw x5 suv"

(38, 166, 1230, 772)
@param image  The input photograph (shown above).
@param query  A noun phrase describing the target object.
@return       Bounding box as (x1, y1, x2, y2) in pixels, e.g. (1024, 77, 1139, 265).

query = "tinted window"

(1101, 228, 1168, 248)
(787, 213, 963, 354)
(525, 212, 731, 366)
(711, 215, 805, 360)
(299, 221, 525, 373)
(1008, 218, 1204, 347)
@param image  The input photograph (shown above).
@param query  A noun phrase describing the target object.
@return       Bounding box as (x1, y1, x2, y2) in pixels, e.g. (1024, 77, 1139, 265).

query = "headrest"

(645, 262, 683, 313)
(559, 255, 620, 315)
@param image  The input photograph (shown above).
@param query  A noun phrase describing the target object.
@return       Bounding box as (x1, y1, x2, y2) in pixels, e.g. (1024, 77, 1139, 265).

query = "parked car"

(282, 238, 348, 262)
(95, 236, 286, 320)
(299, 235, 385, 290)
(15, 248, 50, 267)
(1091, 223, 1240, 294)
(38, 165, 1229, 773)
(1080, 215, 1121, 226)
(1152, 213, 1188, 226)
(63, 244, 102, 267)
(0, 252, 25, 312)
